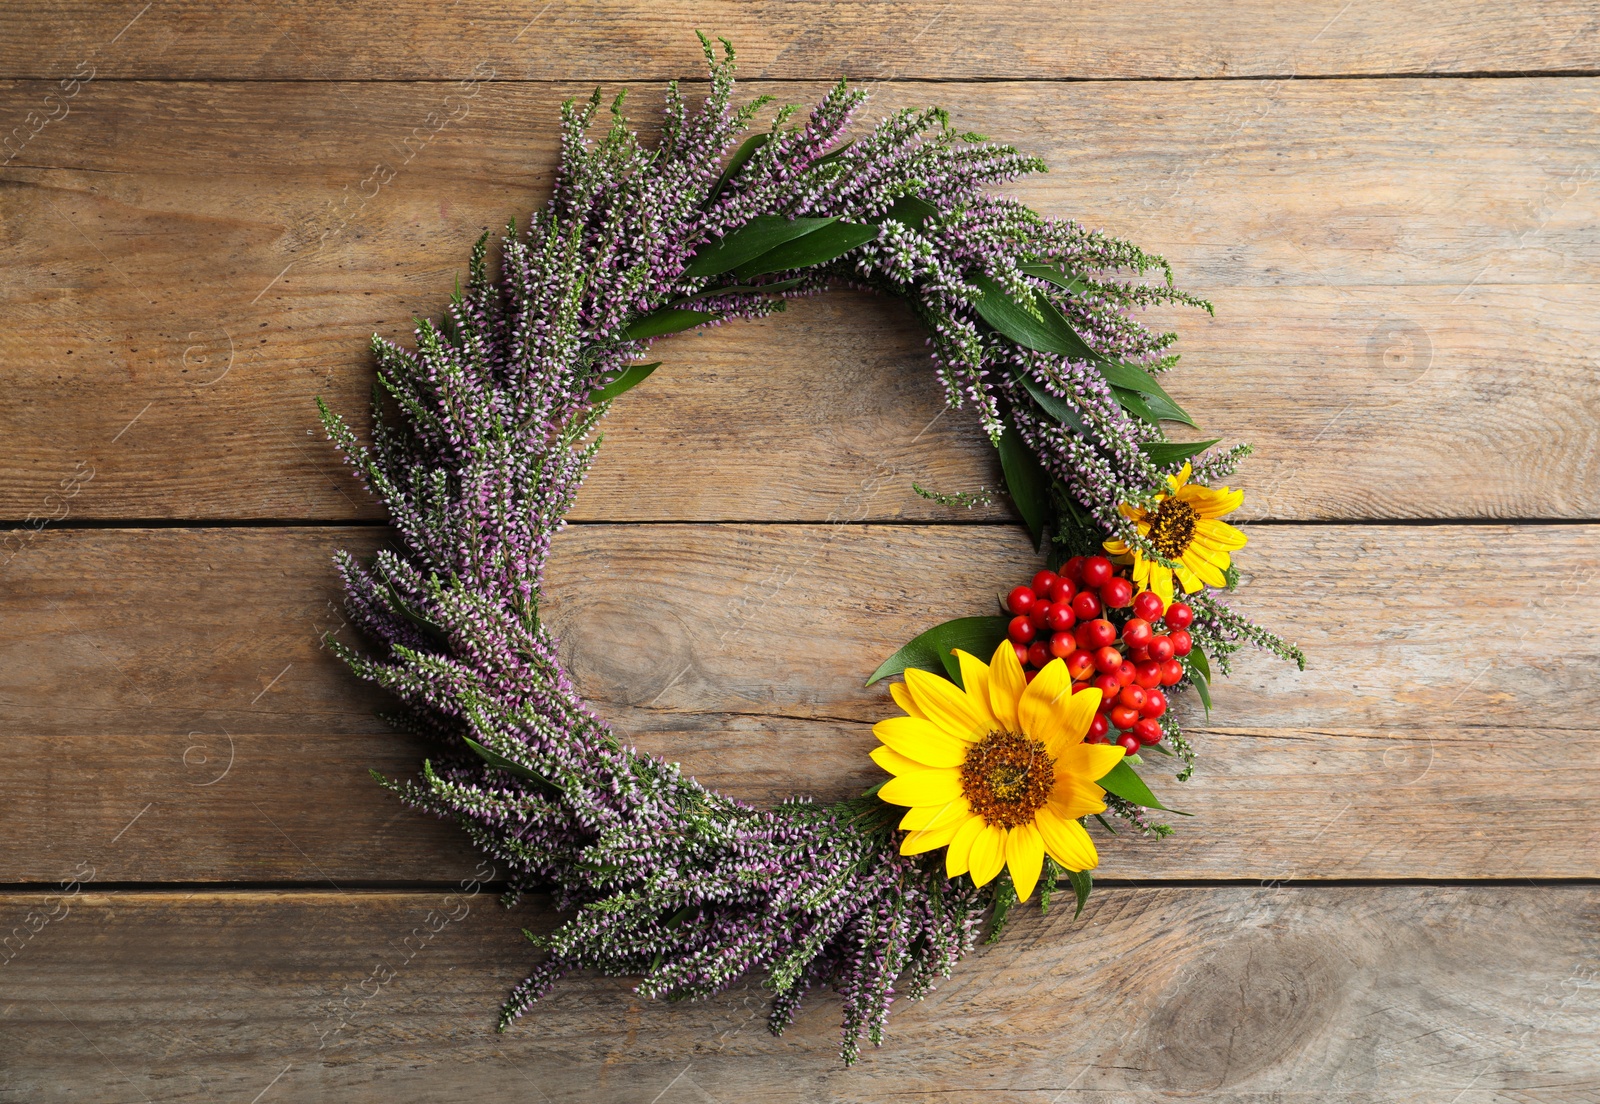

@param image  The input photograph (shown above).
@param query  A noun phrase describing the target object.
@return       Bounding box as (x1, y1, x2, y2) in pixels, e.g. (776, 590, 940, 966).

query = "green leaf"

(672, 277, 804, 305)
(1139, 438, 1220, 467)
(1189, 645, 1212, 683)
(969, 273, 1083, 357)
(1065, 867, 1092, 919)
(707, 132, 770, 203)
(1186, 646, 1214, 717)
(1016, 372, 1090, 436)
(884, 194, 941, 231)
(1019, 263, 1088, 295)
(1113, 386, 1159, 425)
(1138, 391, 1200, 429)
(733, 220, 879, 277)
(622, 308, 717, 342)
(590, 362, 659, 405)
(461, 736, 555, 789)
(996, 415, 1050, 549)
(812, 142, 855, 167)
(866, 615, 1010, 686)
(1098, 759, 1190, 814)
(683, 215, 837, 278)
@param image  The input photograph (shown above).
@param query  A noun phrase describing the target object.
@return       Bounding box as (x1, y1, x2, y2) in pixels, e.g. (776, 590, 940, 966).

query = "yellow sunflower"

(1103, 462, 1247, 608)
(870, 640, 1125, 902)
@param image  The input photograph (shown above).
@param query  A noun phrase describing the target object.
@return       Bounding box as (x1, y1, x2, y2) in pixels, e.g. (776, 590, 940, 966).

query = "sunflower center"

(960, 730, 1055, 829)
(1148, 497, 1199, 560)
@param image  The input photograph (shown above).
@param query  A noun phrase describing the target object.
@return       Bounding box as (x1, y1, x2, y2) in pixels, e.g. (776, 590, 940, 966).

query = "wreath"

(318, 37, 1302, 1064)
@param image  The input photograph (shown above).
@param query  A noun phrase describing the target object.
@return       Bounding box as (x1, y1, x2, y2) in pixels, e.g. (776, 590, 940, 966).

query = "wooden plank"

(3, 79, 1599, 521)
(3, 524, 1597, 882)
(0, 887, 1595, 1100)
(7, 1, 1600, 82)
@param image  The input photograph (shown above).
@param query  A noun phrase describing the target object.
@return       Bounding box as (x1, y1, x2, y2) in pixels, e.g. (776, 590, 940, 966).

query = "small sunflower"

(870, 641, 1125, 902)
(1103, 462, 1247, 608)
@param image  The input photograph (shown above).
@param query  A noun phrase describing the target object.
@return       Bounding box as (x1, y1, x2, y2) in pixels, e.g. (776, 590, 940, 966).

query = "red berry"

(1133, 718, 1164, 746)
(1008, 616, 1036, 645)
(1031, 570, 1058, 598)
(1029, 600, 1054, 631)
(1071, 591, 1102, 620)
(1006, 586, 1037, 616)
(1118, 684, 1147, 711)
(1133, 591, 1164, 622)
(1121, 618, 1153, 649)
(1081, 555, 1114, 589)
(1028, 641, 1051, 669)
(1110, 705, 1141, 730)
(1066, 649, 1096, 681)
(1165, 602, 1194, 629)
(1133, 660, 1162, 689)
(1101, 577, 1133, 609)
(1049, 633, 1076, 660)
(1061, 556, 1085, 583)
(1117, 733, 1142, 756)
(1116, 661, 1137, 686)
(1141, 689, 1168, 718)
(1013, 641, 1031, 666)
(1092, 673, 1123, 698)
(1088, 713, 1110, 740)
(1046, 576, 1077, 605)
(1169, 628, 1193, 657)
(1093, 646, 1123, 674)
(1148, 635, 1176, 663)
(1081, 618, 1117, 650)
(1024, 668, 1037, 683)
(1044, 603, 1076, 633)
(1159, 658, 1184, 686)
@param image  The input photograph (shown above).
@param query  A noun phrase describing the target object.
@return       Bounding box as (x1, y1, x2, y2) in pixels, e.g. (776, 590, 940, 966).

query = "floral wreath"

(319, 37, 1302, 1065)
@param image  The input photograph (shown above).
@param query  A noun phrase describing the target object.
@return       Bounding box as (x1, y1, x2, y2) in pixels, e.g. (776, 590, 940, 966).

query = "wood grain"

(1, 886, 1595, 1101)
(7, 1, 1600, 82)
(4, 79, 1599, 521)
(4, 524, 1596, 882)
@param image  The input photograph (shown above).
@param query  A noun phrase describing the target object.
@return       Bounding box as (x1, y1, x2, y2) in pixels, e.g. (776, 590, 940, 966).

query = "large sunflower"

(1103, 462, 1246, 608)
(871, 641, 1125, 902)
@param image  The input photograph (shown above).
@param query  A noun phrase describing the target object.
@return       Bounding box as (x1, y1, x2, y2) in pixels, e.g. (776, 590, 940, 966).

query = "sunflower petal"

(889, 681, 927, 722)
(1182, 484, 1244, 519)
(900, 796, 972, 832)
(872, 716, 970, 769)
(1102, 538, 1131, 555)
(900, 816, 964, 856)
(1006, 822, 1045, 902)
(1183, 552, 1229, 589)
(1173, 562, 1205, 594)
(1146, 562, 1175, 606)
(1049, 780, 1109, 821)
(987, 639, 1026, 732)
(870, 745, 926, 777)
(1056, 741, 1125, 785)
(1035, 806, 1099, 872)
(968, 823, 1008, 887)
(878, 767, 963, 807)
(904, 668, 988, 742)
(1042, 684, 1101, 758)
(954, 649, 999, 729)
(1018, 658, 1073, 749)
(945, 814, 985, 878)
(1192, 518, 1248, 551)
(1167, 462, 1192, 494)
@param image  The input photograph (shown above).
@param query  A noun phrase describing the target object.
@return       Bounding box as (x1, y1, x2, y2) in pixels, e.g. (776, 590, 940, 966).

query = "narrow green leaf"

(1139, 391, 1200, 428)
(590, 362, 660, 405)
(672, 277, 804, 305)
(1093, 812, 1117, 835)
(1065, 867, 1092, 919)
(733, 221, 879, 277)
(1019, 263, 1088, 295)
(1188, 646, 1212, 683)
(812, 142, 855, 167)
(1186, 646, 1214, 717)
(866, 615, 1010, 686)
(996, 415, 1049, 549)
(884, 194, 941, 231)
(707, 132, 770, 203)
(1098, 759, 1190, 815)
(1191, 669, 1213, 715)
(622, 308, 717, 342)
(969, 273, 1079, 357)
(462, 736, 555, 788)
(1016, 372, 1090, 436)
(1139, 439, 1220, 467)
(1113, 386, 1159, 425)
(683, 215, 837, 278)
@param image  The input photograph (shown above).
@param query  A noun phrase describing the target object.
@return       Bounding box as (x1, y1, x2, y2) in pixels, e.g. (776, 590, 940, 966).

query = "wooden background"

(3, 3, 1599, 1100)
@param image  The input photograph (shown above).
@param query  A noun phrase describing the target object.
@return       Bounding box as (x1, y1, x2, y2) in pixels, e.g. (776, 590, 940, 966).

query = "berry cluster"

(1005, 555, 1195, 758)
